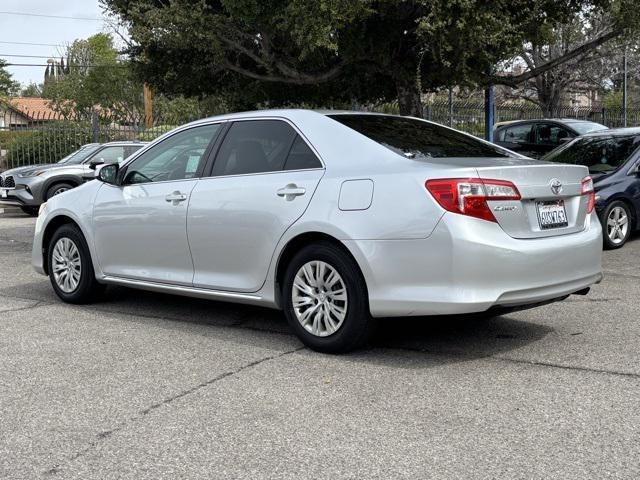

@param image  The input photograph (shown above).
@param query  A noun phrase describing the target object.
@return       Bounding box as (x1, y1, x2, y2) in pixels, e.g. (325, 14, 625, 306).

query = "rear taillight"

(581, 176, 595, 214)
(425, 178, 521, 223)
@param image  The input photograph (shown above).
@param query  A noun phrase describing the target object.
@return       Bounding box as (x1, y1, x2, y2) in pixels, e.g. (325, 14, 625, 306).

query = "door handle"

(277, 184, 306, 201)
(165, 191, 188, 205)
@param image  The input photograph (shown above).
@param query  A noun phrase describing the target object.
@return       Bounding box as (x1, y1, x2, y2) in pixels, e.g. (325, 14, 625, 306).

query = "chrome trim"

(100, 275, 264, 303)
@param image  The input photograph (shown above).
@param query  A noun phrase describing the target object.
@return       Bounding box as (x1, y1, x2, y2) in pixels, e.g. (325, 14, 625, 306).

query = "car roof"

(494, 118, 604, 129)
(100, 141, 148, 146)
(580, 126, 640, 137)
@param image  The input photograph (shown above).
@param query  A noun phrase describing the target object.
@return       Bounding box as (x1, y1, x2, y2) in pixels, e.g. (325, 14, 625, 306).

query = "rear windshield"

(329, 114, 512, 158)
(544, 134, 640, 174)
(565, 122, 608, 135)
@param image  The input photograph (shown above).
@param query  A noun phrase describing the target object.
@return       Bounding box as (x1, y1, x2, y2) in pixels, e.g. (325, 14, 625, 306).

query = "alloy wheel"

(292, 260, 348, 337)
(51, 237, 82, 293)
(52, 186, 69, 196)
(606, 206, 629, 245)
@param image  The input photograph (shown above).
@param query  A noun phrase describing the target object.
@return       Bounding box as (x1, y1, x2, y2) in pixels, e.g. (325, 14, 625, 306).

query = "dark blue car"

(543, 127, 640, 249)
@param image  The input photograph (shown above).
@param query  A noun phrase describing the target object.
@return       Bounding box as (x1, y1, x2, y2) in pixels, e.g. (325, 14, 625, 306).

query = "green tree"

(0, 59, 20, 96)
(102, 0, 639, 116)
(20, 83, 43, 97)
(43, 33, 142, 119)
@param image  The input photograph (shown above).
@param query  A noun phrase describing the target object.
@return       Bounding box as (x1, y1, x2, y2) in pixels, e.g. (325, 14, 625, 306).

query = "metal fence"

(2, 100, 640, 170)
(0, 108, 196, 170)
(422, 101, 640, 138)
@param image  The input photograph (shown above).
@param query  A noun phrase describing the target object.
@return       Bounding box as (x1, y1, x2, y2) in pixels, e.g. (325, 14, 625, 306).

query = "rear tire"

(45, 182, 75, 200)
(600, 201, 632, 250)
(20, 206, 39, 216)
(282, 241, 373, 353)
(47, 224, 104, 304)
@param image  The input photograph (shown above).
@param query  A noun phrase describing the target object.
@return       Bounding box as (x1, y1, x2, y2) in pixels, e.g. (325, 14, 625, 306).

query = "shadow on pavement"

(0, 280, 552, 369)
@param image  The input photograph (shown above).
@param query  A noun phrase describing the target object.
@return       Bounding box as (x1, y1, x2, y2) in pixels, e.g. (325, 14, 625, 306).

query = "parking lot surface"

(1, 209, 639, 479)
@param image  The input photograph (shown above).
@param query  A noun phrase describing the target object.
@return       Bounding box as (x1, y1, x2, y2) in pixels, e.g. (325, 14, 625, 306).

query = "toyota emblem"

(550, 178, 563, 195)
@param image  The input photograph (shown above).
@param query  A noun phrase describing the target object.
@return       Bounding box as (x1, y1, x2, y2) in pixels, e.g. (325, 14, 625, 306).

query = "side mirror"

(98, 163, 119, 185)
(558, 137, 572, 144)
(89, 158, 105, 170)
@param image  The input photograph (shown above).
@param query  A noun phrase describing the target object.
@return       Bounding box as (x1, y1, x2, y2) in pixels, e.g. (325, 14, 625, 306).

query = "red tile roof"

(5, 97, 64, 121)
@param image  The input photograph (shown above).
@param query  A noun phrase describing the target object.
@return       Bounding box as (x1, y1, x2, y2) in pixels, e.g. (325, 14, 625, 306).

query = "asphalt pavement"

(1, 208, 639, 479)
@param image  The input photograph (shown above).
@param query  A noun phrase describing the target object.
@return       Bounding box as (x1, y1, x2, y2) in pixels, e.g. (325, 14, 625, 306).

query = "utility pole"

(143, 83, 153, 129)
(448, 86, 453, 127)
(622, 46, 628, 128)
(485, 84, 494, 142)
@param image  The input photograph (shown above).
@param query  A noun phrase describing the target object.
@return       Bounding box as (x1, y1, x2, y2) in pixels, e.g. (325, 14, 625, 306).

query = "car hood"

(1, 163, 74, 177)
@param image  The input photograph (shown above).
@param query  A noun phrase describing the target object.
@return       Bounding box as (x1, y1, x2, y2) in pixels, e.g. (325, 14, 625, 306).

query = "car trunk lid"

(423, 157, 591, 239)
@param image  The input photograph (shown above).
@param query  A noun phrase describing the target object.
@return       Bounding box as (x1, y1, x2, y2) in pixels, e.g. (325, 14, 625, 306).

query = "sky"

(1, 0, 112, 87)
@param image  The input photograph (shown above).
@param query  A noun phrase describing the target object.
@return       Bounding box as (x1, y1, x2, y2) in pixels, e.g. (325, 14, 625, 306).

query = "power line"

(4, 63, 128, 68)
(0, 11, 104, 21)
(0, 40, 65, 47)
(0, 54, 63, 59)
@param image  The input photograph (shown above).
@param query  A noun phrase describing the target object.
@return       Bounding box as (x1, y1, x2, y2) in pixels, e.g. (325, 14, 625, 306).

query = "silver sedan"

(32, 110, 603, 352)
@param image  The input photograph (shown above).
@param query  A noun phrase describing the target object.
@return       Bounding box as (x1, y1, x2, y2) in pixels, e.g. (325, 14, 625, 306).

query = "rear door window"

(212, 120, 297, 176)
(535, 124, 573, 146)
(284, 135, 322, 170)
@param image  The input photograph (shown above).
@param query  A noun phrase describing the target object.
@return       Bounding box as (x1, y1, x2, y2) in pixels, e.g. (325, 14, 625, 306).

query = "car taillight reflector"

(581, 176, 595, 214)
(425, 178, 521, 223)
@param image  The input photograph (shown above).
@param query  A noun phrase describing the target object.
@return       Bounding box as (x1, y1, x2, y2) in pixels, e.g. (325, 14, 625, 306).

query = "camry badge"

(550, 178, 563, 195)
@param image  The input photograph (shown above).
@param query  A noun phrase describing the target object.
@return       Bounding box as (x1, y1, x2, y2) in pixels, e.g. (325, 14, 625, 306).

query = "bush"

(137, 125, 178, 141)
(5, 123, 93, 168)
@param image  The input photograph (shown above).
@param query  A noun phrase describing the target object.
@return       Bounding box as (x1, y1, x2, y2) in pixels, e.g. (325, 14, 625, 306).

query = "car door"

(188, 119, 324, 292)
(92, 124, 222, 285)
(533, 123, 575, 157)
(498, 123, 536, 156)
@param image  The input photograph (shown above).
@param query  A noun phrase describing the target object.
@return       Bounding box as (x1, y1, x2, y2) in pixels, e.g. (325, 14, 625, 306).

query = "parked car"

(543, 127, 640, 249)
(32, 110, 603, 353)
(0, 141, 146, 215)
(493, 119, 608, 158)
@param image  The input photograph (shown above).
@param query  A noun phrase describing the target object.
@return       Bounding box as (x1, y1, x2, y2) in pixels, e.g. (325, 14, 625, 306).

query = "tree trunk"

(395, 76, 423, 117)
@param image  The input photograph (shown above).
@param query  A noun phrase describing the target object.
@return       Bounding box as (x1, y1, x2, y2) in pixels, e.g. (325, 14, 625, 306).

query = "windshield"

(565, 122, 608, 135)
(543, 134, 639, 174)
(58, 145, 101, 165)
(329, 114, 513, 158)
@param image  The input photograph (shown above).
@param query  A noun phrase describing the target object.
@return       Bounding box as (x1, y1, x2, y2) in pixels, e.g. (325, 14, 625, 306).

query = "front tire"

(282, 241, 373, 353)
(47, 224, 104, 303)
(45, 182, 75, 200)
(601, 201, 632, 249)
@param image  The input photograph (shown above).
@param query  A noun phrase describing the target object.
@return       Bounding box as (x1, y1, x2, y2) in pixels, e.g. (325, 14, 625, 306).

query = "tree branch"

(491, 29, 620, 87)
(223, 59, 344, 85)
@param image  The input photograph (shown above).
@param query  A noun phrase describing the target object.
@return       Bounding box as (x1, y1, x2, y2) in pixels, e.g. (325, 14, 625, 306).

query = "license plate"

(1, 189, 7, 198)
(536, 200, 568, 229)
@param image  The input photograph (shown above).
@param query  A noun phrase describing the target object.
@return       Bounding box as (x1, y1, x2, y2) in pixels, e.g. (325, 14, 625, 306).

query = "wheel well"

(41, 215, 79, 275)
(274, 232, 366, 307)
(45, 180, 79, 198)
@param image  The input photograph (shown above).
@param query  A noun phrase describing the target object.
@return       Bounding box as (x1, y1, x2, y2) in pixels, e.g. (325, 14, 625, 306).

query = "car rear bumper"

(344, 212, 603, 317)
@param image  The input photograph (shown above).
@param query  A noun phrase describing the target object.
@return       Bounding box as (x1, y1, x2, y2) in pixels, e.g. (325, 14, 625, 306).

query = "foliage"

(101, 0, 639, 115)
(20, 83, 43, 97)
(5, 124, 92, 167)
(42, 33, 142, 120)
(0, 60, 20, 96)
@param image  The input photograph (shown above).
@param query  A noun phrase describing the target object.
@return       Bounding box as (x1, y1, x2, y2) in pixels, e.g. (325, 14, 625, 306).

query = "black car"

(493, 119, 608, 158)
(543, 127, 640, 249)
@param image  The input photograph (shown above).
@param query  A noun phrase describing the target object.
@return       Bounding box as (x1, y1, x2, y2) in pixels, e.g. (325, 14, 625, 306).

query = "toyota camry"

(32, 110, 603, 352)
